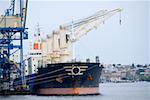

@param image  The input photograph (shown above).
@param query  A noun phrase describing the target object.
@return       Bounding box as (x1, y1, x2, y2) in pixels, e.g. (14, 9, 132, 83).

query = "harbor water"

(0, 82, 149, 100)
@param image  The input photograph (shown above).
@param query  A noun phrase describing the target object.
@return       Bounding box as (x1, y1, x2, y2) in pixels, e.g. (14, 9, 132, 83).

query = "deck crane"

(44, 8, 122, 63)
(0, 0, 28, 92)
(62, 8, 122, 43)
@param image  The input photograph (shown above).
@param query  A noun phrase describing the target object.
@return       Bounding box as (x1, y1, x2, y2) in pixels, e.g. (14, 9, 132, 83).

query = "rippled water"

(0, 82, 149, 100)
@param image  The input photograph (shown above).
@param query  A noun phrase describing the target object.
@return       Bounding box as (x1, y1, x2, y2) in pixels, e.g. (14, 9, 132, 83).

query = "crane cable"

(64, 9, 121, 30)
(14, 75, 70, 88)
(119, 11, 122, 25)
(14, 73, 68, 85)
(14, 67, 66, 84)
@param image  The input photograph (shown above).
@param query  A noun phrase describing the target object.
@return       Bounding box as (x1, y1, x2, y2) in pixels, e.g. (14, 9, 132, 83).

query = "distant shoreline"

(100, 81, 149, 84)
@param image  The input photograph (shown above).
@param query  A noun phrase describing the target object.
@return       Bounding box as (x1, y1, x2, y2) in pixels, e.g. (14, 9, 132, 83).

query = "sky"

(0, 0, 149, 65)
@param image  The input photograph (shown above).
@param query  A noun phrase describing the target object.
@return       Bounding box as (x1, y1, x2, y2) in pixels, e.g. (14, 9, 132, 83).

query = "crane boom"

(42, 8, 122, 63)
(63, 8, 122, 42)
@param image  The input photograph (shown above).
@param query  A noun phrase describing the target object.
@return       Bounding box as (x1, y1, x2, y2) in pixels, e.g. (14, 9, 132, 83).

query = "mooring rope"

(14, 67, 65, 84)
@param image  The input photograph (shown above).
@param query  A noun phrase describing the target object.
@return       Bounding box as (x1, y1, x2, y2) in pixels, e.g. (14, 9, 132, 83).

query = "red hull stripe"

(38, 87, 99, 95)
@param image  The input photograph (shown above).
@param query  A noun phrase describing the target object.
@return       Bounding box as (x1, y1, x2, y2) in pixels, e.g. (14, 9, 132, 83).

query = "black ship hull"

(14, 62, 103, 95)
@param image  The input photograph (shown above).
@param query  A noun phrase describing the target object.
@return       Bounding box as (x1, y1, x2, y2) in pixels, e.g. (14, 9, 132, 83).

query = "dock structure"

(0, 0, 28, 94)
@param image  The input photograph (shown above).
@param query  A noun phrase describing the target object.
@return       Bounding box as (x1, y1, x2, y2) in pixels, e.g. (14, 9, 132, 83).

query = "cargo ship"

(13, 8, 122, 95)
(31, 62, 103, 95)
(13, 23, 104, 95)
(14, 60, 103, 95)
(13, 28, 104, 95)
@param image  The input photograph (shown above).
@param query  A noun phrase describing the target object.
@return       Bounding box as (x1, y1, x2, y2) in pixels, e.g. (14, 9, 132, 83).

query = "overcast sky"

(0, 0, 149, 64)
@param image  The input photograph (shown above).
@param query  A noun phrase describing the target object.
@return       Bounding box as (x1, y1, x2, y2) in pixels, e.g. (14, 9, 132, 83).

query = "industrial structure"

(0, 0, 28, 93)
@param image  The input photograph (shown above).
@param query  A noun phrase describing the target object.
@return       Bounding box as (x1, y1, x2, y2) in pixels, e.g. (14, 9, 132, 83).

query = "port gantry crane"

(44, 8, 122, 63)
(0, 0, 28, 92)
